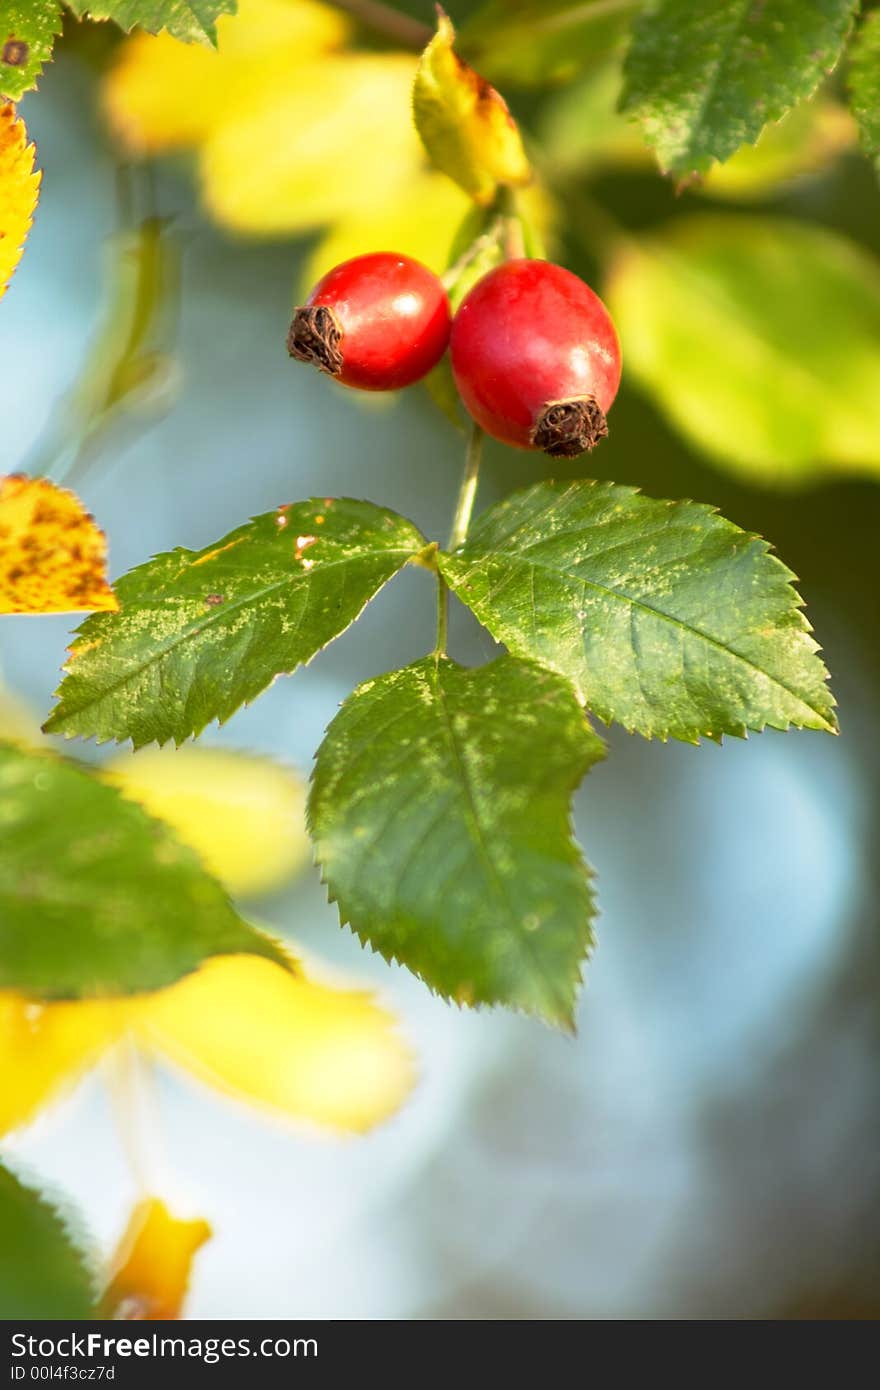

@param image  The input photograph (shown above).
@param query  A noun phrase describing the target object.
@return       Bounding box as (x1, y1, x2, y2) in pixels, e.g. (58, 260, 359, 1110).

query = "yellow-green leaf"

(413, 9, 530, 205)
(606, 215, 880, 484)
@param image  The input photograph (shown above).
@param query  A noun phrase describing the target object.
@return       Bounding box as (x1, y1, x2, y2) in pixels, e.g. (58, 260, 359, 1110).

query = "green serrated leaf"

(0, 1160, 94, 1318)
(44, 499, 427, 748)
(848, 10, 880, 176)
(605, 215, 880, 483)
(309, 655, 604, 1028)
(66, 0, 235, 44)
(0, 2, 62, 102)
(460, 0, 638, 89)
(0, 741, 288, 998)
(621, 0, 859, 178)
(440, 481, 836, 745)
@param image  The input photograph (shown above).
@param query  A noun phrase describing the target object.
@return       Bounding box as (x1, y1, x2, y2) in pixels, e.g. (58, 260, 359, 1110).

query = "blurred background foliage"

(1, 0, 879, 1318)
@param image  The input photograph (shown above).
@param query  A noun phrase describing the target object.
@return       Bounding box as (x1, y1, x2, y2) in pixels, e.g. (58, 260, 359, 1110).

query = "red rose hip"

(450, 259, 621, 456)
(287, 252, 451, 392)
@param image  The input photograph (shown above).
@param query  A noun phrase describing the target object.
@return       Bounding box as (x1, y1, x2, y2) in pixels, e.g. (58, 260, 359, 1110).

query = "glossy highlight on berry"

(288, 252, 452, 392)
(450, 259, 622, 456)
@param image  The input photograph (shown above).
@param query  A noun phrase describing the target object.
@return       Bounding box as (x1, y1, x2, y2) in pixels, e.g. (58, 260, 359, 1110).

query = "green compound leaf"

(309, 656, 604, 1029)
(605, 215, 880, 484)
(621, 0, 859, 178)
(848, 10, 880, 176)
(440, 481, 836, 745)
(66, 0, 236, 44)
(0, 1160, 94, 1318)
(0, 741, 288, 998)
(0, 2, 62, 102)
(44, 499, 427, 749)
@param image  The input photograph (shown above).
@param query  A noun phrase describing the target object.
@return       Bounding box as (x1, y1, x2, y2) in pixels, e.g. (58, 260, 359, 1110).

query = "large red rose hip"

(450, 259, 622, 457)
(287, 252, 451, 392)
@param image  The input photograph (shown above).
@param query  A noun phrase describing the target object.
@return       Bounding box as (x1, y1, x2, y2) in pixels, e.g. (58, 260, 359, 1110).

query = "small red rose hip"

(450, 259, 622, 457)
(287, 252, 451, 392)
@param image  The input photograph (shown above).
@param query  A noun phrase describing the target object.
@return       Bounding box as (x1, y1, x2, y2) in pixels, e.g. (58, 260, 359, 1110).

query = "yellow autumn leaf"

(140, 956, 414, 1134)
(412, 9, 531, 205)
(0, 103, 40, 302)
(0, 475, 118, 615)
(105, 746, 311, 899)
(0, 993, 120, 1135)
(303, 166, 471, 286)
(0, 953, 414, 1137)
(201, 53, 423, 235)
(102, 0, 348, 156)
(99, 1198, 211, 1320)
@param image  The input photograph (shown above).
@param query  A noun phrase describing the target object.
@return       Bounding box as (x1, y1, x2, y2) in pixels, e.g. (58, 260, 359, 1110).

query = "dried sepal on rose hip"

(288, 252, 452, 392)
(450, 259, 622, 457)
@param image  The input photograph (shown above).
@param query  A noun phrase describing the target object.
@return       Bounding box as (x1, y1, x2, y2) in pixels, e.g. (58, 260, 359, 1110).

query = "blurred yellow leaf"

(606, 215, 880, 484)
(0, 476, 118, 615)
(102, 0, 348, 155)
(99, 1198, 211, 1320)
(140, 955, 414, 1134)
(105, 746, 310, 898)
(0, 102, 40, 301)
(201, 53, 422, 235)
(0, 953, 414, 1138)
(0, 993, 120, 1135)
(0, 686, 42, 747)
(413, 9, 531, 204)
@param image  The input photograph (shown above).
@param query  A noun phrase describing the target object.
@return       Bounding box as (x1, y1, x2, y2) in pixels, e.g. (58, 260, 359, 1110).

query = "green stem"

(435, 423, 485, 655)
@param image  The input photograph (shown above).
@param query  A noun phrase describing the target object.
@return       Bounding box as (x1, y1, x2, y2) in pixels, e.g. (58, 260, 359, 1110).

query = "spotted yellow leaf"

(0, 103, 40, 300)
(105, 746, 311, 898)
(413, 9, 530, 204)
(0, 476, 118, 615)
(99, 1198, 211, 1321)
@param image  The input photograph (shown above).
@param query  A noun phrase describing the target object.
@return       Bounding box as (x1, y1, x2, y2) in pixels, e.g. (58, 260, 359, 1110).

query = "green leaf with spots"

(309, 656, 604, 1029)
(621, 0, 859, 177)
(66, 0, 236, 44)
(44, 499, 427, 749)
(0, 2, 62, 101)
(0, 741, 288, 998)
(604, 215, 880, 484)
(439, 481, 836, 744)
(848, 10, 880, 176)
(0, 1160, 94, 1318)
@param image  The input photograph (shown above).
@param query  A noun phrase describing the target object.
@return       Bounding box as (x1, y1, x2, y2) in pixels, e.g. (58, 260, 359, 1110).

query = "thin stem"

(440, 218, 504, 291)
(105, 1038, 168, 1194)
(435, 424, 484, 656)
(448, 422, 484, 552)
(327, 0, 431, 48)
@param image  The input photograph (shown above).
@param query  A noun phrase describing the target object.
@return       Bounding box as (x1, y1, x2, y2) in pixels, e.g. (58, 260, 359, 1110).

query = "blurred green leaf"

(460, 0, 639, 88)
(413, 9, 531, 205)
(848, 10, 880, 175)
(621, 0, 859, 178)
(440, 480, 836, 744)
(0, 742, 287, 998)
(0, 1161, 93, 1318)
(66, 0, 235, 44)
(0, 1, 62, 101)
(605, 215, 880, 482)
(542, 60, 854, 192)
(44, 500, 427, 748)
(309, 656, 603, 1028)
